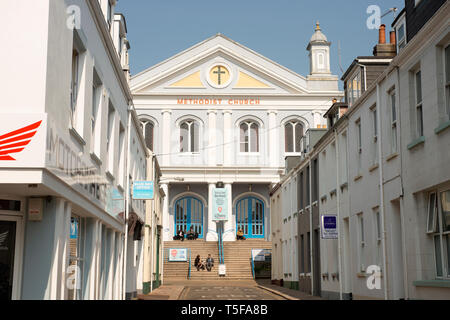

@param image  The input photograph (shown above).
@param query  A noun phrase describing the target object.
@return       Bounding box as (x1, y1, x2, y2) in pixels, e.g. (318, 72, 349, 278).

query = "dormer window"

(346, 70, 362, 107)
(397, 23, 406, 50)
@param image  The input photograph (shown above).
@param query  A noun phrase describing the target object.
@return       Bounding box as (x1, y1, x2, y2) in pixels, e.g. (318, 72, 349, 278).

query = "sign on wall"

(168, 248, 188, 262)
(132, 181, 154, 200)
(321, 214, 338, 239)
(212, 187, 228, 221)
(70, 218, 78, 239)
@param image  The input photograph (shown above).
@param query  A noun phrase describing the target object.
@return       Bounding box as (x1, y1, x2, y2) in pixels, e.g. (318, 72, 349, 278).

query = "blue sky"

(117, 0, 404, 81)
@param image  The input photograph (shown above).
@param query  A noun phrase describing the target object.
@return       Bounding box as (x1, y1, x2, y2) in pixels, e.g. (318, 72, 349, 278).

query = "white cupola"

(307, 22, 331, 76)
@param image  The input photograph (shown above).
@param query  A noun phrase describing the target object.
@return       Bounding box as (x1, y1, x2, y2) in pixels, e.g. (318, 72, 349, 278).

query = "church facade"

(131, 26, 342, 242)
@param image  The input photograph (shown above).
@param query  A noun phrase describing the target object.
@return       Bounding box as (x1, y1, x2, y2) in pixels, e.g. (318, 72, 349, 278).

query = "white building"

(0, 0, 147, 300)
(130, 26, 342, 245)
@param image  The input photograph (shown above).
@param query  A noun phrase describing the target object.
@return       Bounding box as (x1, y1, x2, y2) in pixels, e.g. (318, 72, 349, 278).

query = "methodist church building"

(130, 26, 342, 243)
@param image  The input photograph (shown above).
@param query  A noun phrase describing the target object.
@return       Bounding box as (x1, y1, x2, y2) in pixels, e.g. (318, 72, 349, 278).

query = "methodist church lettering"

(177, 98, 261, 105)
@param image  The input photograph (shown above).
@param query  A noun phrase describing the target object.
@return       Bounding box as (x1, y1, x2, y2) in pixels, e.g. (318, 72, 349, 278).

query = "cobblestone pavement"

(179, 285, 286, 300)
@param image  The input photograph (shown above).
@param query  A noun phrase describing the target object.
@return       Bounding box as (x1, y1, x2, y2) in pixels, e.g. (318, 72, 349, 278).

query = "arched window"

(180, 120, 199, 152)
(240, 121, 259, 153)
(285, 121, 303, 153)
(140, 119, 154, 151)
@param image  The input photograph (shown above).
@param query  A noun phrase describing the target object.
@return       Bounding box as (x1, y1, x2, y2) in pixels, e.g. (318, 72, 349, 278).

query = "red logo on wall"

(0, 121, 42, 161)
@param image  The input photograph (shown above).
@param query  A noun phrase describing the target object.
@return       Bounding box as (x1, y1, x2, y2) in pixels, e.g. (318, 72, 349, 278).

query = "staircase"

(163, 239, 271, 281)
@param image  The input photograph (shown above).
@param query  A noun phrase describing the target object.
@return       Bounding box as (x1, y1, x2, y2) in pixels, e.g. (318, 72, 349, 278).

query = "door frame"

(235, 196, 265, 239)
(0, 213, 25, 300)
(173, 196, 204, 239)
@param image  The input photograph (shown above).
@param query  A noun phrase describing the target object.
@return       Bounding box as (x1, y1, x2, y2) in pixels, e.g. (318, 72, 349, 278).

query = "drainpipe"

(308, 156, 314, 296)
(334, 129, 343, 300)
(376, 84, 389, 300)
(396, 66, 409, 299)
(122, 106, 132, 300)
(150, 154, 156, 292)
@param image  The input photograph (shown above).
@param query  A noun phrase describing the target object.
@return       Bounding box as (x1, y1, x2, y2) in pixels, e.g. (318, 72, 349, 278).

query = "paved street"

(179, 285, 285, 300)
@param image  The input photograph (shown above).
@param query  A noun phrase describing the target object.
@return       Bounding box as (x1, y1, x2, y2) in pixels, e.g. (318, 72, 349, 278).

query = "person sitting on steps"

(237, 228, 246, 240)
(206, 254, 214, 272)
(194, 255, 205, 271)
(173, 229, 185, 241)
(186, 226, 197, 240)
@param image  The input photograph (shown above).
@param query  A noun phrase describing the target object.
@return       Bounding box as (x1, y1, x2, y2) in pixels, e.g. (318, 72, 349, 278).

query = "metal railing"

(250, 257, 255, 279)
(218, 225, 224, 264)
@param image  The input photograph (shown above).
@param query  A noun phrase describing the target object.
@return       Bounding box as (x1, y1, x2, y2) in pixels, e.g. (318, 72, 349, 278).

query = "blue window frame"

(174, 196, 204, 238)
(236, 196, 264, 239)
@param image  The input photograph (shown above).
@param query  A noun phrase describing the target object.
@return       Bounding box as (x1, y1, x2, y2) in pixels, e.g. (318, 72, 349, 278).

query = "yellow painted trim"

(169, 71, 204, 88)
(235, 71, 271, 88)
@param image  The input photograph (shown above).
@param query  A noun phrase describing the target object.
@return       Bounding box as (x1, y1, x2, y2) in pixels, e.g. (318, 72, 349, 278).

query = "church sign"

(212, 187, 228, 221)
(177, 97, 261, 106)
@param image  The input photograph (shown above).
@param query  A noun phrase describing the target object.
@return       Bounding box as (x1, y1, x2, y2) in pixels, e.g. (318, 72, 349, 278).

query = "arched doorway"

(236, 196, 264, 239)
(174, 196, 204, 238)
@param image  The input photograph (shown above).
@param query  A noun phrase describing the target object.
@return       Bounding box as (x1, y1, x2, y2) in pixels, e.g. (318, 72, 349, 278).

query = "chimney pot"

(379, 24, 386, 44)
(390, 31, 396, 45)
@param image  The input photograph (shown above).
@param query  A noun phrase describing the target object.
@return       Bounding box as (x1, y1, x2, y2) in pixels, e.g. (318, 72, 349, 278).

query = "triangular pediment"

(131, 34, 312, 95)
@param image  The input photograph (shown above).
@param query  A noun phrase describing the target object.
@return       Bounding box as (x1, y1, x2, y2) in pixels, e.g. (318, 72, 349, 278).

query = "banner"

(168, 248, 188, 262)
(212, 187, 228, 221)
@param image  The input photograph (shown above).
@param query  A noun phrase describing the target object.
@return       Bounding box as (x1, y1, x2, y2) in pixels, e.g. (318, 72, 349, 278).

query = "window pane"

(416, 71, 422, 104)
(180, 122, 189, 152)
(285, 123, 293, 152)
(295, 123, 303, 152)
(240, 123, 248, 152)
(435, 235, 443, 277)
(427, 193, 437, 233)
(398, 25, 405, 41)
(250, 123, 259, 152)
(441, 190, 450, 232)
(417, 105, 423, 136)
(145, 122, 153, 151)
(445, 46, 450, 82)
(446, 235, 450, 277)
(191, 121, 199, 152)
(391, 93, 397, 122)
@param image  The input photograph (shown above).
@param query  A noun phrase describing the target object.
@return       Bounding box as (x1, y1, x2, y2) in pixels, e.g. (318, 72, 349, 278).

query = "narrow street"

(179, 285, 285, 300)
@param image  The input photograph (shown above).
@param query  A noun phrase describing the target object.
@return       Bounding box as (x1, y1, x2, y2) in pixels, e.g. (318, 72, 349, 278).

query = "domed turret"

(307, 21, 331, 76)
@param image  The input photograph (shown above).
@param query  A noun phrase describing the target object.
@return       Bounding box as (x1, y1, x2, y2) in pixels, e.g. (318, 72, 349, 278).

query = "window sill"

(369, 163, 379, 172)
(340, 182, 348, 191)
(353, 174, 363, 182)
(413, 279, 450, 288)
(434, 120, 450, 135)
(386, 153, 398, 162)
(407, 136, 425, 150)
(320, 195, 327, 202)
(238, 152, 260, 156)
(329, 189, 337, 197)
(90, 152, 102, 166)
(69, 127, 86, 147)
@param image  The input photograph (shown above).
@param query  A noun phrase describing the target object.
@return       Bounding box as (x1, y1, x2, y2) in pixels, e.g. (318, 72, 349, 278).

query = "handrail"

(217, 224, 224, 265)
(188, 248, 191, 279)
(250, 257, 255, 279)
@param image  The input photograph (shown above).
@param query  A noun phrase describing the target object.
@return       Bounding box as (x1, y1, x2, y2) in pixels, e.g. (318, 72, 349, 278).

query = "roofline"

(131, 33, 317, 83)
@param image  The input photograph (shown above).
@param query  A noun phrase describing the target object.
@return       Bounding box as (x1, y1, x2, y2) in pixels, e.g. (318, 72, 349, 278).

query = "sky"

(116, 0, 404, 82)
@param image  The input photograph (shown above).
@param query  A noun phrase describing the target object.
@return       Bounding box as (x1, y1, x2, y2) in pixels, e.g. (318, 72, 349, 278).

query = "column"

(161, 183, 170, 241)
(207, 110, 217, 166)
(223, 110, 233, 166)
(161, 110, 172, 166)
(106, 230, 116, 300)
(223, 183, 235, 241)
(206, 183, 217, 241)
(82, 218, 99, 300)
(59, 201, 72, 300)
(268, 110, 278, 167)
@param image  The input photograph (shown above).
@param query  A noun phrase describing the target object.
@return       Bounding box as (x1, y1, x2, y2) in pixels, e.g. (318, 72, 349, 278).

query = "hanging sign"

(132, 181, 154, 200)
(70, 218, 78, 239)
(321, 214, 338, 239)
(212, 187, 228, 221)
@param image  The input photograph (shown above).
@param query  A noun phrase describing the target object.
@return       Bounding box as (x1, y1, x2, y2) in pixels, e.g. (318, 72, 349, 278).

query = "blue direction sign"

(132, 181, 154, 200)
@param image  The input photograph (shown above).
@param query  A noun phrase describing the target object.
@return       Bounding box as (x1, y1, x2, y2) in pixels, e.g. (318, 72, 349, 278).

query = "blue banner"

(132, 181, 154, 200)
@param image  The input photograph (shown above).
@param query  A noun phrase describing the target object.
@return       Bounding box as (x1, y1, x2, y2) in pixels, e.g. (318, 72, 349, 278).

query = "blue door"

(236, 197, 264, 239)
(174, 196, 204, 238)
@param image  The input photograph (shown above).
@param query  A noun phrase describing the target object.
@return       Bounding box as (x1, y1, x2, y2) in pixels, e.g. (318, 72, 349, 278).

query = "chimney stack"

(379, 24, 386, 44)
(373, 24, 397, 57)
